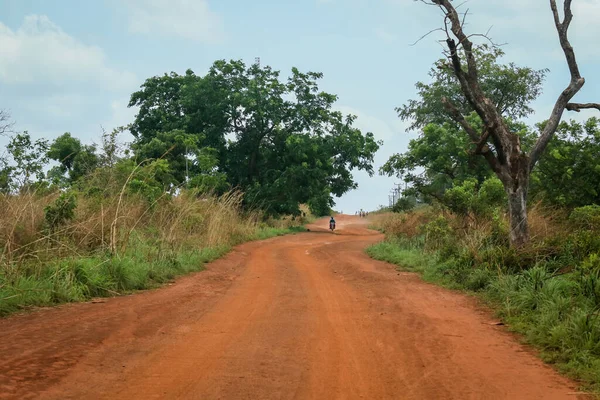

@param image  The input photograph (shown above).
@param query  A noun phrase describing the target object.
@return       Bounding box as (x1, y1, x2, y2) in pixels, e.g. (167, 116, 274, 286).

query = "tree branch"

(0, 110, 14, 137)
(529, 0, 585, 170)
(441, 97, 479, 141)
(566, 103, 600, 112)
(441, 97, 502, 174)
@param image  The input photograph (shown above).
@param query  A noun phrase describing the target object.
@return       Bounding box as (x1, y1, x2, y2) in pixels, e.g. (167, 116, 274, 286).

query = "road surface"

(0, 215, 587, 399)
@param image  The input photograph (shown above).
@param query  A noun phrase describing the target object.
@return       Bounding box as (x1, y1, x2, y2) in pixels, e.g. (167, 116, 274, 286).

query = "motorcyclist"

(329, 216, 336, 230)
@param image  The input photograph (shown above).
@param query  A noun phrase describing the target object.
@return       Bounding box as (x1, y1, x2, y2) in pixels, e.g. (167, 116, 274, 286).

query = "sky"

(1, 0, 599, 212)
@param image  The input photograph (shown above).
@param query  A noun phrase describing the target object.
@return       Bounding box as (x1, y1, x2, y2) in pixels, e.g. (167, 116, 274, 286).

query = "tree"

(397, 45, 548, 132)
(412, 0, 599, 246)
(131, 129, 202, 187)
(48, 133, 99, 183)
(381, 118, 493, 203)
(3, 132, 49, 192)
(129, 60, 381, 216)
(531, 118, 600, 208)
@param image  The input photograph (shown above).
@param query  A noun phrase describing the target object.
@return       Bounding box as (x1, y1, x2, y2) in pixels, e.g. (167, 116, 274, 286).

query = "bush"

(392, 196, 416, 213)
(44, 192, 77, 231)
(570, 205, 600, 231)
(465, 268, 494, 291)
(421, 215, 453, 250)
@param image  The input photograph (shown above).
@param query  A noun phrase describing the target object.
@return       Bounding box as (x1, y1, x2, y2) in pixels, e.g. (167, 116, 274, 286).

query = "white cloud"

(0, 15, 136, 90)
(0, 15, 138, 144)
(123, 0, 224, 43)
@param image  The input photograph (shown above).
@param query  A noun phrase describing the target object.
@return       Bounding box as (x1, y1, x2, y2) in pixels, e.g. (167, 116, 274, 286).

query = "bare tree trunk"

(506, 177, 530, 247)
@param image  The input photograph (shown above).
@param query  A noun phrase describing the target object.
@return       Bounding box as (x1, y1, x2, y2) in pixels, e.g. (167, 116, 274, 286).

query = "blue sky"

(1, 0, 598, 212)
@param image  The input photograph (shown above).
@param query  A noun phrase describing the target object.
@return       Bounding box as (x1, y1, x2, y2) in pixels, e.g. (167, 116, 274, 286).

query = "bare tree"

(421, 0, 599, 247)
(0, 110, 14, 136)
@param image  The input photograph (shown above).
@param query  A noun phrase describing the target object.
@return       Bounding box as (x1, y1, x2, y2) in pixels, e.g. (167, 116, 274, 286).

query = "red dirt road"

(0, 216, 588, 399)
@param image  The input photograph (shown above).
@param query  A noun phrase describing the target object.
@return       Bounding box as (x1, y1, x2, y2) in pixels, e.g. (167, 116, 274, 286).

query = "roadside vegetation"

(369, 205, 600, 391)
(0, 60, 378, 316)
(371, 1, 600, 391)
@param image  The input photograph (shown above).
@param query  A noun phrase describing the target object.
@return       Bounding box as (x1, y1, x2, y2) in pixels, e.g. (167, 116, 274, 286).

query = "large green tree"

(129, 60, 380, 216)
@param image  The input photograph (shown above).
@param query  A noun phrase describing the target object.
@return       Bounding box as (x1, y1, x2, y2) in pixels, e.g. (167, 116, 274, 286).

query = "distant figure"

(329, 216, 336, 231)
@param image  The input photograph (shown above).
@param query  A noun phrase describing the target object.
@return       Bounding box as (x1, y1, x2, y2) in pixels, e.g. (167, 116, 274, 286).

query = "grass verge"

(367, 236, 600, 394)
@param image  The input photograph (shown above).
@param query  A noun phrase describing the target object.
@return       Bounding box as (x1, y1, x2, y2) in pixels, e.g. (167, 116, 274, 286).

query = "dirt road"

(0, 215, 587, 399)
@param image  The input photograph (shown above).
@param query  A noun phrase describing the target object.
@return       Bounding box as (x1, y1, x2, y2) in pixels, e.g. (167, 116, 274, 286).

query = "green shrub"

(570, 205, 600, 231)
(44, 192, 77, 231)
(465, 268, 494, 291)
(421, 215, 453, 250)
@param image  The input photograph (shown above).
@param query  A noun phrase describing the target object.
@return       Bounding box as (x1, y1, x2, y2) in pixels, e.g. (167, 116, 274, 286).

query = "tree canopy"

(396, 46, 548, 132)
(531, 117, 600, 208)
(128, 60, 381, 216)
(382, 47, 540, 207)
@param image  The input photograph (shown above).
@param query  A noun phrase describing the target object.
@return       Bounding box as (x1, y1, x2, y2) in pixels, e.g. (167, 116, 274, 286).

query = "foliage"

(397, 45, 548, 131)
(392, 196, 416, 213)
(381, 116, 533, 204)
(44, 192, 77, 231)
(129, 60, 380, 216)
(442, 177, 505, 217)
(307, 188, 334, 217)
(368, 207, 600, 391)
(381, 120, 491, 202)
(569, 205, 600, 232)
(48, 133, 100, 183)
(531, 118, 600, 208)
(1, 132, 49, 192)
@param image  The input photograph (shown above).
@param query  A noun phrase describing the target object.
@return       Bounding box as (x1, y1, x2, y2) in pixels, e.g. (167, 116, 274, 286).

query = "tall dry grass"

(0, 188, 287, 280)
(370, 208, 437, 238)
(0, 187, 309, 315)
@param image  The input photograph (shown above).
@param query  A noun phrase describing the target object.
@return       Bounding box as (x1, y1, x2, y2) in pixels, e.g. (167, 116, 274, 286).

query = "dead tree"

(0, 110, 13, 136)
(423, 0, 600, 247)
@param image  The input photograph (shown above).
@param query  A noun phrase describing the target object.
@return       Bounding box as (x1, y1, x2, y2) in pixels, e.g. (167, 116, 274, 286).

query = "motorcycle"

(329, 221, 336, 232)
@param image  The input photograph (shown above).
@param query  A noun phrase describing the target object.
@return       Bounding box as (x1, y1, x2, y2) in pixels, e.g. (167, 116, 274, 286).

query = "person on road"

(329, 216, 336, 230)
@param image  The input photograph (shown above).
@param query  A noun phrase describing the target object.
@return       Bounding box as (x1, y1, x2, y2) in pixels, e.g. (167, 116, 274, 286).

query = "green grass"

(0, 225, 306, 317)
(367, 237, 600, 393)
